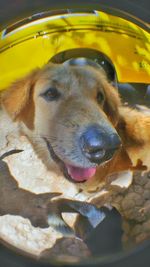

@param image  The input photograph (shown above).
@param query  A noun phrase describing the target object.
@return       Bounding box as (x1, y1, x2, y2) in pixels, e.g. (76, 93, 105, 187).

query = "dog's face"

(2, 64, 121, 183)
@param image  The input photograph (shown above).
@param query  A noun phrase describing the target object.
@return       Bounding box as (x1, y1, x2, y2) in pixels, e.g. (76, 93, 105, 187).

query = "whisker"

(29, 134, 57, 141)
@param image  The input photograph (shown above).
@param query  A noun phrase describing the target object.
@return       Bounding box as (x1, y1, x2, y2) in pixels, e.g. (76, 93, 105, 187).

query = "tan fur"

(2, 70, 39, 129)
(1, 63, 150, 191)
(117, 106, 150, 167)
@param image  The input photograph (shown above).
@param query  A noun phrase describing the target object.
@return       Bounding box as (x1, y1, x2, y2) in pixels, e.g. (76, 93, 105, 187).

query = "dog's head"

(2, 63, 121, 183)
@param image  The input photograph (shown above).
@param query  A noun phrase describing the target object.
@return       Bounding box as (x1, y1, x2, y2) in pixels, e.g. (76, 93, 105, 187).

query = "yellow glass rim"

(0, 8, 149, 90)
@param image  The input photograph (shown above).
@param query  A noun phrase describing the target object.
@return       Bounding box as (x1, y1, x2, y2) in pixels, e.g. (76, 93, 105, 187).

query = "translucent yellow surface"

(0, 10, 150, 90)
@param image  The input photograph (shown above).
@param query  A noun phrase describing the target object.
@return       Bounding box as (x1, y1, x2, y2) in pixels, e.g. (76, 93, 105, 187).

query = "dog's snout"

(80, 125, 121, 164)
(80, 125, 105, 153)
(80, 125, 107, 164)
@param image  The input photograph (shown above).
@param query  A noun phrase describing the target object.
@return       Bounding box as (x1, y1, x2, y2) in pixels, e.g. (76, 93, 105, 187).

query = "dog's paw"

(47, 198, 106, 237)
(0, 150, 105, 237)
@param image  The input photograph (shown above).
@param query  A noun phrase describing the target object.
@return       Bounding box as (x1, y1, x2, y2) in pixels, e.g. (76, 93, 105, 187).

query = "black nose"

(80, 125, 121, 164)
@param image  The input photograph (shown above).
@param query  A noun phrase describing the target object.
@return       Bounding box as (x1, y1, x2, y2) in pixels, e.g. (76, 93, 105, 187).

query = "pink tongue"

(66, 164, 96, 182)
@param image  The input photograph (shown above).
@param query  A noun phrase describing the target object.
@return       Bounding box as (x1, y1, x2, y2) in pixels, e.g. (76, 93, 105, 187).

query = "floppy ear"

(103, 80, 121, 126)
(2, 70, 39, 129)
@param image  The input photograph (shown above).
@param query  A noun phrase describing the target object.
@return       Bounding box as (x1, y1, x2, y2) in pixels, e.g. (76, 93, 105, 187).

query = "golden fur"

(1, 63, 150, 191)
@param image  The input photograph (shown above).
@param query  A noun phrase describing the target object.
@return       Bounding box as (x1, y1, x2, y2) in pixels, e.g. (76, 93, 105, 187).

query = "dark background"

(0, 0, 150, 29)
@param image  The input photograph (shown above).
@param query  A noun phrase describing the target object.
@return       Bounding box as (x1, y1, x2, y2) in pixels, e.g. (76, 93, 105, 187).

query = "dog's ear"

(2, 70, 39, 129)
(103, 80, 121, 126)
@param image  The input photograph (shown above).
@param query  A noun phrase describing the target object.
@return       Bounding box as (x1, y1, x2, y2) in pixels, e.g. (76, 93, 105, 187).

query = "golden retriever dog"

(1, 63, 150, 192)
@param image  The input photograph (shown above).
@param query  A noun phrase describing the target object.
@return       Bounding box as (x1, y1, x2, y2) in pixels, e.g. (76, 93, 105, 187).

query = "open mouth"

(44, 138, 97, 183)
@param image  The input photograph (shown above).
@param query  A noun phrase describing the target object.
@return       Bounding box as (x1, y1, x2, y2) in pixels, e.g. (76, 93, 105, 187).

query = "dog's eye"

(97, 91, 105, 104)
(41, 88, 61, 101)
